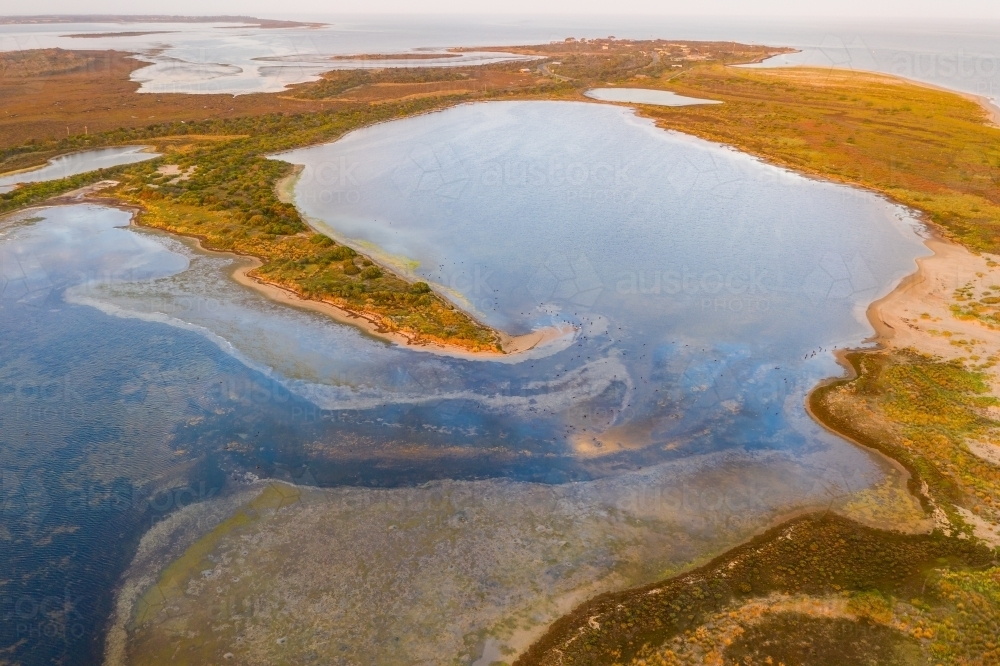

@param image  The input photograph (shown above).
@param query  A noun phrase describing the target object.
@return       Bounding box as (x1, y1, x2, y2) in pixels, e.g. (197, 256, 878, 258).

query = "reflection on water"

(585, 88, 722, 106)
(0, 146, 157, 193)
(0, 102, 932, 664)
(75, 101, 931, 482)
(268, 100, 928, 464)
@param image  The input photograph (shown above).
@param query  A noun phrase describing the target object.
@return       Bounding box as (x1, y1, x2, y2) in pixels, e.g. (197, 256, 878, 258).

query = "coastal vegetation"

(128, 193, 501, 350)
(811, 351, 1000, 531)
(289, 65, 483, 100)
(952, 278, 1000, 329)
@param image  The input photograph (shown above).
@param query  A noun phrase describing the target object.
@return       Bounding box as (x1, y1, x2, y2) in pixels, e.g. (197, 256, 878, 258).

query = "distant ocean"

(1, 14, 999, 106)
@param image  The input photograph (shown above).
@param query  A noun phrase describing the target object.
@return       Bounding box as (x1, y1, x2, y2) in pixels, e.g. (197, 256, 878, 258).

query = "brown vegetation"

(0, 49, 336, 169)
(285, 61, 556, 101)
(515, 513, 996, 666)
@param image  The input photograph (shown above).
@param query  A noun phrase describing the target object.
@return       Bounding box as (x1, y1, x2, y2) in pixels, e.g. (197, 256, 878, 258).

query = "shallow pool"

(0, 146, 158, 193)
(584, 87, 722, 106)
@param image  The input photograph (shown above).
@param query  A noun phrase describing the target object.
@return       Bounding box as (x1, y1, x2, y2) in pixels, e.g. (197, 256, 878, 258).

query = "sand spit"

(231, 260, 574, 360)
(274, 160, 575, 358)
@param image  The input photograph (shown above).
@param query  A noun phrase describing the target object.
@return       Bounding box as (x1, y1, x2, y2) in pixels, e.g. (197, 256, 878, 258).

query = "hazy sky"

(6, 0, 1000, 20)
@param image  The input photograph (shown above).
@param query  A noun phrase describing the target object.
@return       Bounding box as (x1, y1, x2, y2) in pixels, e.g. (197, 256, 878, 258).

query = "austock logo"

(0, 469, 52, 526)
(2, 590, 88, 642)
(527, 253, 603, 307)
(0, 245, 53, 303)
(393, 143, 469, 200)
(801, 252, 877, 304)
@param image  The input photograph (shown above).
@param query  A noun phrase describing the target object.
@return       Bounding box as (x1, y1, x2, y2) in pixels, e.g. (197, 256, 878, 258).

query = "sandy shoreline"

(793, 224, 1000, 549)
(864, 233, 1000, 373)
(273, 163, 303, 204)
(969, 93, 1000, 127)
(830, 229, 1000, 546)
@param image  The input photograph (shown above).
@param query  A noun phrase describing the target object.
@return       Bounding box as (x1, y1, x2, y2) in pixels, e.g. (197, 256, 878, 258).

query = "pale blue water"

(278, 101, 926, 348)
(584, 88, 722, 106)
(0, 146, 158, 193)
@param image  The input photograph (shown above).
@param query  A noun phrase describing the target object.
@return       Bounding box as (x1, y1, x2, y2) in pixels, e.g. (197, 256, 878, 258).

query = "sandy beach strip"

(970, 93, 1000, 127)
(273, 164, 303, 204)
(864, 233, 1000, 375)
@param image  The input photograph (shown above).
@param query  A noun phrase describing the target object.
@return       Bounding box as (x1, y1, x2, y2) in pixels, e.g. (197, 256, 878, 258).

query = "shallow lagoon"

(0, 101, 933, 663)
(271, 101, 928, 462)
(0, 146, 158, 193)
(585, 88, 722, 106)
(75, 100, 933, 478)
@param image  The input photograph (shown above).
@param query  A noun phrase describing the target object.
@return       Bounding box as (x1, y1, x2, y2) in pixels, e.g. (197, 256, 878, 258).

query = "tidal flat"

(110, 449, 925, 666)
